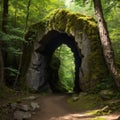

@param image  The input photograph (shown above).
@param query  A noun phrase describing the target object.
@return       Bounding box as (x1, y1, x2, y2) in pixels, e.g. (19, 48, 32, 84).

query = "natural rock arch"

(22, 9, 108, 92)
(28, 30, 82, 93)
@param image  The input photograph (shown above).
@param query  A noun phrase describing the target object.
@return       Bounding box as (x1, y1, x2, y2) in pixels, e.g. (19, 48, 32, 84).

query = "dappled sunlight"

(50, 112, 120, 120)
(50, 113, 94, 120)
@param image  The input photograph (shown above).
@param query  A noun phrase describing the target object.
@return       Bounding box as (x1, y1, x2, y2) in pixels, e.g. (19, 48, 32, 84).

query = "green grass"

(90, 118, 106, 120)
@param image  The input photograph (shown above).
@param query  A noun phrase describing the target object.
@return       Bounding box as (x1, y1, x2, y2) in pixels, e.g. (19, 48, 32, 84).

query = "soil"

(31, 93, 120, 120)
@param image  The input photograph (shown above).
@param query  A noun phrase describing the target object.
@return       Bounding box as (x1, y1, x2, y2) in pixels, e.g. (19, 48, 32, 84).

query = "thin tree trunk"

(24, 0, 31, 32)
(14, 0, 32, 87)
(2, 0, 9, 66)
(93, 0, 120, 88)
(0, 0, 9, 85)
(0, 45, 4, 85)
(2, 0, 9, 33)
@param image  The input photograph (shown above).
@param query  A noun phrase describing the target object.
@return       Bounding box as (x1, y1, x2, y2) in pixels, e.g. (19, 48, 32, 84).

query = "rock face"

(27, 53, 48, 90)
(24, 9, 108, 92)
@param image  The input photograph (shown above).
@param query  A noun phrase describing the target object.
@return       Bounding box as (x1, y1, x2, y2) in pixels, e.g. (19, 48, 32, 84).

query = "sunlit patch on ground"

(50, 112, 119, 120)
(50, 113, 94, 120)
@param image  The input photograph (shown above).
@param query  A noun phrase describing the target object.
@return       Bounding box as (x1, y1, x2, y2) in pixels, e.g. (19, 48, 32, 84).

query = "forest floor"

(31, 93, 120, 120)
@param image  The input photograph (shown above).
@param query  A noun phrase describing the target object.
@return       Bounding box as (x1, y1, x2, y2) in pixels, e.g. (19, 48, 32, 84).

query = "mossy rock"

(23, 9, 110, 92)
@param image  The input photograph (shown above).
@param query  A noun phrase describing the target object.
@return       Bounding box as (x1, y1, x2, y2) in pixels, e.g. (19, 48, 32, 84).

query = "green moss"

(90, 118, 106, 120)
(67, 94, 103, 111)
(26, 8, 99, 46)
(41, 9, 97, 34)
(27, 8, 98, 40)
(0, 85, 13, 99)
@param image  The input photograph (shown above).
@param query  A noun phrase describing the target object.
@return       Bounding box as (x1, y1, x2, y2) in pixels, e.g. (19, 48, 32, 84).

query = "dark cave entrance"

(36, 30, 82, 93)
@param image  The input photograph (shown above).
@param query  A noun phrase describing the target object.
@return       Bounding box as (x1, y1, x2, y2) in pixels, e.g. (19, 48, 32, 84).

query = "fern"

(5, 67, 20, 77)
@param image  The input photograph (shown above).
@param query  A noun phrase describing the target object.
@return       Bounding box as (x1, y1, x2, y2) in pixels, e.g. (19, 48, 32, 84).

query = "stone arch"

(24, 9, 108, 92)
(27, 30, 82, 93)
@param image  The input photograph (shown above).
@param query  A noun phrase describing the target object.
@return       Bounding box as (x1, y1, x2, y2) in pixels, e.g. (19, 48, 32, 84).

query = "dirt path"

(31, 94, 120, 120)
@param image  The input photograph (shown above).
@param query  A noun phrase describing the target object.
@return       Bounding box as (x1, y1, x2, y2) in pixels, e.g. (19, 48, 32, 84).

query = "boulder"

(99, 89, 114, 100)
(11, 103, 17, 110)
(73, 96, 79, 102)
(14, 111, 31, 120)
(18, 104, 30, 112)
(30, 102, 40, 111)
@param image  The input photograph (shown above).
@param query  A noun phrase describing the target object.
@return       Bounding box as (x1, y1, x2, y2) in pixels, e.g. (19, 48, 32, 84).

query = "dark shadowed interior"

(36, 30, 82, 93)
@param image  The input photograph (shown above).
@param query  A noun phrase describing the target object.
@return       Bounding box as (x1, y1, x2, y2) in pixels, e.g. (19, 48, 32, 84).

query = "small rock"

(101, 106, 110, 112)
(11, 103, 17, 110)
(99, 89, 114, 100)
(79, 92, 87, 96)
(1, 104, 7, 108)
(73, 97, 79, 102)
(19, 104, 30, 112)
(24, 96, 37, 100)
(14, 111, 31, 120)
(30, 102, 40, 111)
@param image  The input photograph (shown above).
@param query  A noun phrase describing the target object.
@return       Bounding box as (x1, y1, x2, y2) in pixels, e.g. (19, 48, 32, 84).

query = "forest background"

(0, 0, 120, 92)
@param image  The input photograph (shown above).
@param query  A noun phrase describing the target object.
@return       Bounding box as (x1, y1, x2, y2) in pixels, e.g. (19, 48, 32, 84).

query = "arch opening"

(49, 44, 75, 93)
(35, 30, 82, 93)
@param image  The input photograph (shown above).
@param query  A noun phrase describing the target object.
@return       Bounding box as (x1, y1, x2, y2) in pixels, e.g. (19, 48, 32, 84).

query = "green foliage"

(8, 0, 66, 29)
(68, 0, 94, 15)
(0, 27, 25, 86)
(6, 47, 22, 55)
(95, 76, 114, 92)
(0, 27, 24, 56)
(5, 67, 19, 77)
(106, 8, 120, 63)
(74, 0, 120, 68)
(51, 44, 75, 92)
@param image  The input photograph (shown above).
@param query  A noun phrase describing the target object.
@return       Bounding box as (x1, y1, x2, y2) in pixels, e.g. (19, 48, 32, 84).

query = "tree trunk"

(2, 0, 9, 67)
(93, 0, 120, 88)
(0, 46, 4, 85)
(14, 0, 32, 87)
(2, 0, 9, 33)
(24, 0, 32, 32)
(0, 0, 9, 85)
